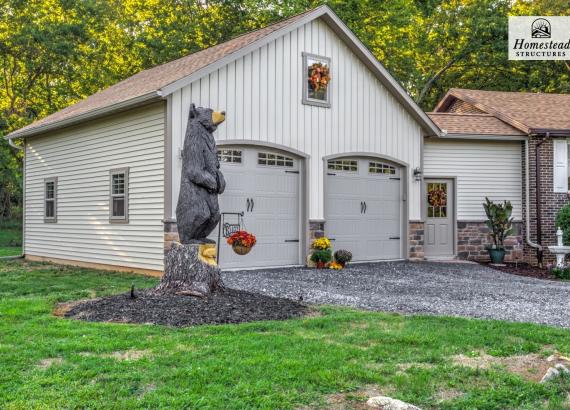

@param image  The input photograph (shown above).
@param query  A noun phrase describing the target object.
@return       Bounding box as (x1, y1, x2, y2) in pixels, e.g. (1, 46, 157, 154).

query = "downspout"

(525, 137, 543, 263)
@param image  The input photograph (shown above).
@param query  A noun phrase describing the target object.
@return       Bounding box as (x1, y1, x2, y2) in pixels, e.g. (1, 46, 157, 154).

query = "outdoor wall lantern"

(413, 167, 423, 181)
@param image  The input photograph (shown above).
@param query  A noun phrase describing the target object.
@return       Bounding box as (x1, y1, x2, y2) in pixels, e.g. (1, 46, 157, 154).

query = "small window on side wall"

(302, 53, 331, 108)
(110, 168, 129, 223)
(44, 177, 57, 223)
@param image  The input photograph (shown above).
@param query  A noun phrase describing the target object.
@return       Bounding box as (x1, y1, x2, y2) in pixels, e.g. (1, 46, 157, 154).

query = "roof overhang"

(6, 5, 441, 140)
(156, 5, 442, 137)
(5, 92, 162, 140)
(430, 133, 528, 141)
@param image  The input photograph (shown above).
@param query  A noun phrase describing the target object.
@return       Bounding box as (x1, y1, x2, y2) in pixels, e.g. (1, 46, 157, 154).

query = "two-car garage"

(216, 146, 404, 269)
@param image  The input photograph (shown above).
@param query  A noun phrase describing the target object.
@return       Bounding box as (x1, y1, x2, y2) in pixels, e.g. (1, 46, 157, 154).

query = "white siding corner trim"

(24, 103, 165, 271)
(553, 139, 568, 193)
(424, 139, 523, 220)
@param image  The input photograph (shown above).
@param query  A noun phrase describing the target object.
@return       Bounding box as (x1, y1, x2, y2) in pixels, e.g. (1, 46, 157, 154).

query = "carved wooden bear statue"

(176, 104, 226, 243)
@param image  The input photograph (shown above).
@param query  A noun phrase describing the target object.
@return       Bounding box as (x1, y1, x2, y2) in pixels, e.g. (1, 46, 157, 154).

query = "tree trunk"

(154, 242, 224, 297)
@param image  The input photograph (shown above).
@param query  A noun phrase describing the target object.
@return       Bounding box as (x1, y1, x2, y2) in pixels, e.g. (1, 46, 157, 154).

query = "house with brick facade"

(425, 88, 570, 266)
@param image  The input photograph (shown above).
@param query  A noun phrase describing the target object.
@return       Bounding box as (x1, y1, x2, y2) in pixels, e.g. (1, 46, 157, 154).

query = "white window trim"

(44, 177, 57, 223)
(302, 52, 331, 108)
(109, 167, 129, 223)
(553, 139, 568, 193)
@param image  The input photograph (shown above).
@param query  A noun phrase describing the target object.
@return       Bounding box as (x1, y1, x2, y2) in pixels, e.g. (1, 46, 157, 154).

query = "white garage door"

(325, 158, 402, 261)
(212, 147, 302, 269)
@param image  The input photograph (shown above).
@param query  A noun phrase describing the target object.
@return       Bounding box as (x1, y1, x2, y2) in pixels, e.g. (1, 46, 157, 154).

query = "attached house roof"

(434, 88, 570, 136)
(427, 112, 526, 136)
(7, 5, 440, 139)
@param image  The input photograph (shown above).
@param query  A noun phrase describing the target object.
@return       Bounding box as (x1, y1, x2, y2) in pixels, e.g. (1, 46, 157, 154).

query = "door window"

(427, 182, 447, 218)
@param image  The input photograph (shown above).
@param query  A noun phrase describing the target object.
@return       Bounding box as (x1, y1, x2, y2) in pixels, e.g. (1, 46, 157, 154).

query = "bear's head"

(189, 104, 225, 133)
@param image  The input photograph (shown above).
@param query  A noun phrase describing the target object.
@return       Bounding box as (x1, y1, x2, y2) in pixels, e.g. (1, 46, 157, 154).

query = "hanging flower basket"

(227, 231, 257, 256)
(428, 188, 447, 207)
(308, 62, 331, 93)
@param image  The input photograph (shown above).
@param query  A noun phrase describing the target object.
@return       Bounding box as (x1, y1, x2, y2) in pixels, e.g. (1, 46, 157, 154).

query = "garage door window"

(328, 159, 357, 172)
(218, 149, 242, 164)
(258, 152, 294, 167)
(369, 161, 396, 175)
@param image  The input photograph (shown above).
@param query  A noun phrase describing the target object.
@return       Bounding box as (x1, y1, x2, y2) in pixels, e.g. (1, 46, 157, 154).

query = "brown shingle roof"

(427, 112, 525, 136)
(435, 88, 570, 134)
(8, 8, 316, 138)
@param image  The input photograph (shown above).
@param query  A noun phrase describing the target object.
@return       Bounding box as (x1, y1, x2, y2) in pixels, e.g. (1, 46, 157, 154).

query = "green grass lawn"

(0, 220, 22, 257)
(1, 260, 570, 409)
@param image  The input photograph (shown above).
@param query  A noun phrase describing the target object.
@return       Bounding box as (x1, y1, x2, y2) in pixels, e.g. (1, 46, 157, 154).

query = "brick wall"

(409, 222, 425, 260)
(457, 221, 523, 262)
(522, 137, 569, 266)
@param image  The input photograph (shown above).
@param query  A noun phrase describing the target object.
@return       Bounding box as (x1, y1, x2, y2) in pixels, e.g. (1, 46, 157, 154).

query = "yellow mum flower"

(312, 237, 331, 250)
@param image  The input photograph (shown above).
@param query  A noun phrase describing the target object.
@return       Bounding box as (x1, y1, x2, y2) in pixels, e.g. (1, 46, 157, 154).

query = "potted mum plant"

(483, 197, 514, 264)
(227, 230, 257, 255)
(334, 249, 352, 268)
(310, 237, 332, 268)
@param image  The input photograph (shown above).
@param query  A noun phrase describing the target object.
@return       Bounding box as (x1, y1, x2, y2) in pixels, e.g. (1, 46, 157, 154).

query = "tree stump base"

(155, 242, 224, 297)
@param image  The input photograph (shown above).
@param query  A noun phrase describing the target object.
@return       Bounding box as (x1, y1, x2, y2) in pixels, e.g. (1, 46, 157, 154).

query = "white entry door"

(424, 179, 454, 257)
(325, 158, 402, 261)
(212, 147, 302, 269)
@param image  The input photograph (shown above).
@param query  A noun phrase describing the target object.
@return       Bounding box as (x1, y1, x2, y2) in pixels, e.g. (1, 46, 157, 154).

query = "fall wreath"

(428, 188, 447, 207)
(308, 62, 331, 93)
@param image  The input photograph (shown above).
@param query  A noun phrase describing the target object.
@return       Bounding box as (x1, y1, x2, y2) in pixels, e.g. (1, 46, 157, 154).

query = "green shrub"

(334, 250, 352, 264)
(552, 266, 570, 280)
(483, 197, 514, 250)
(310, 249, 332, 263)
(555, 203, 570, 245)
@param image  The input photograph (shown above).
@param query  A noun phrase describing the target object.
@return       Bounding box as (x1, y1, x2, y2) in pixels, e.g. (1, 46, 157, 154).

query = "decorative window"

(44, 177, 57, 223)
(369, 161, 396, 175)
(218, 149, 242, 164)
(327, 159, 358, 172)
(258, 152, 294, 167)
(427, 182, 448, 218)
(110, 168, 129, 223)
(302, 53, 331, 108)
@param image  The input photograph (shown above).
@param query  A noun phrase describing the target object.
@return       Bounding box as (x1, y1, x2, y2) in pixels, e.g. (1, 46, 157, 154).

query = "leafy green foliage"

(483, 197, 514, 249)
(552, 266, 570, 280)
(310, 248, 332, 263)
(555, 203, 570, 246)
(2, 260, 570, 408)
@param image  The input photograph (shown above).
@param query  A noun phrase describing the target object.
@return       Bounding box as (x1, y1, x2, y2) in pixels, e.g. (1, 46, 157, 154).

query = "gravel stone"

(222, 261, 570, 328)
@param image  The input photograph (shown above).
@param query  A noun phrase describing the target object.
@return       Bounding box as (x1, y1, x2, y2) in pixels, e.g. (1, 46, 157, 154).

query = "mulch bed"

(483, 262, 557, 280)
(63, 288, 309, 327)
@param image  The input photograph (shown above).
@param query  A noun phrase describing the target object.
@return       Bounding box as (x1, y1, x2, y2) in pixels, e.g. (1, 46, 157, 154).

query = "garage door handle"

(284, 239, 299, 243)
(251, 198, 254, 212)
(246, 198, 251, 212)
(389, 237, 400, 240)
(360, 201, 363, 214)
(363, 201, 367, 214)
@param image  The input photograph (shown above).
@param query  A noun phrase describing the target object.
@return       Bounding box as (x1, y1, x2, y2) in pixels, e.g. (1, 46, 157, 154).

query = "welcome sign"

(509, 16, 570, 60)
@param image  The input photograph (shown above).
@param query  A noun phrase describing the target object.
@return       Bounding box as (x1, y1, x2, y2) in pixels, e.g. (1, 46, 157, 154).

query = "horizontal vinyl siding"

(25, 103, 165, 271)
(170, 17, 423, 220)
(424, 139, 523, 220)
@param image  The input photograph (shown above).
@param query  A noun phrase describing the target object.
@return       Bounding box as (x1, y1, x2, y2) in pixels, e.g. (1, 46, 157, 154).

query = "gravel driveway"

(223, 261, 570, 328)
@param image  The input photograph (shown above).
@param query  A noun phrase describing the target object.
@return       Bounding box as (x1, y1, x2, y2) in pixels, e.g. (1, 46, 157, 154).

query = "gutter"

(524, 136, 545, 266)
(5, 91, 161, 140)
(7, 137, 23, 150)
